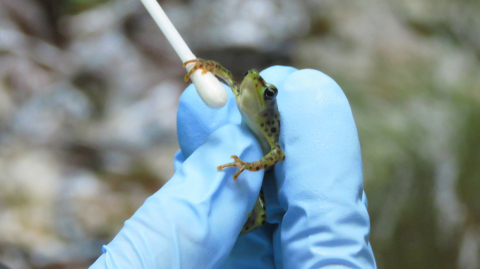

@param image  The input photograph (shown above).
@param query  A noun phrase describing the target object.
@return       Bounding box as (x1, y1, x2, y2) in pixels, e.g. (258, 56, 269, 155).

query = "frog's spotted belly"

(184, 58, 285, 236)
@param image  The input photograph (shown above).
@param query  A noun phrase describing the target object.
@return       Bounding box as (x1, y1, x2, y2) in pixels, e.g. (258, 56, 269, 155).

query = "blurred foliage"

(0, 0, 479, 268)
(63, 0, 110, 14)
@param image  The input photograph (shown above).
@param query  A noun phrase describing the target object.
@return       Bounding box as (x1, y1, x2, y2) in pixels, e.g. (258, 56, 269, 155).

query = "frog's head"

(238, 69, 278, 118)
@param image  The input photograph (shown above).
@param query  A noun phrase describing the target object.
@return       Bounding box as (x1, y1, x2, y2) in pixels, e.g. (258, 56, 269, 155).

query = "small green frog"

(184, 59, 285, 235)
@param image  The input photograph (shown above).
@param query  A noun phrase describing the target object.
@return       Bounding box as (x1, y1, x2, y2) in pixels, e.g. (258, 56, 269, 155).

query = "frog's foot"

(217, 155, 247, 180)
(240, 191, 267, 236)
(182, 58, 216, 82)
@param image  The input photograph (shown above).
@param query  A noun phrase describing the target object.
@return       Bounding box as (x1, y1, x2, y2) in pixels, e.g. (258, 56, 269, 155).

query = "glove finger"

(96, 124, 264, 269)
(274, 69, 376, 268)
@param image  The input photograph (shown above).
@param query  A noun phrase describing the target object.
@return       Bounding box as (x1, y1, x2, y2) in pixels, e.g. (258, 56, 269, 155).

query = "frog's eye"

(264, 86, 277, 100)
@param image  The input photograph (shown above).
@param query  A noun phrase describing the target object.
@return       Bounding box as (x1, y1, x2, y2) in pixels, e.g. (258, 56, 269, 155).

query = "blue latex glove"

(90, 66, 376, 269)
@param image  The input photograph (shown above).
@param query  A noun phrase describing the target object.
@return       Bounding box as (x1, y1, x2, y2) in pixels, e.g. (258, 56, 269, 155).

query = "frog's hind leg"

(240, 190, 267, 236)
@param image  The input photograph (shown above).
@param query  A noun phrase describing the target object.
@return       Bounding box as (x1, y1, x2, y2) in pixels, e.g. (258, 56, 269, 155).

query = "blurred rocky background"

(0, 0, 478, 268)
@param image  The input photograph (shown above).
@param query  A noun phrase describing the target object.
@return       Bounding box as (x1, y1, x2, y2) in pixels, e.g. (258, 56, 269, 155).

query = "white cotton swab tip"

(140, 0, 227, 108)
(186, 65, 228, 108)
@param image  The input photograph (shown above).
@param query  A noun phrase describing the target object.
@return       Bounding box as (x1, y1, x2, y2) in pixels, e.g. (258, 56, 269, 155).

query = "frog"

(183, 59, 285, 235)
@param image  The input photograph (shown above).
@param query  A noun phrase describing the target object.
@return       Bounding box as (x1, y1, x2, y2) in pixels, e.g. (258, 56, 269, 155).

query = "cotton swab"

(139, 0, 227, 108)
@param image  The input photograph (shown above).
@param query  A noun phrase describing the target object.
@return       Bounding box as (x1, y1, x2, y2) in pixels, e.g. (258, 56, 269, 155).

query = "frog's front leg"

(217, 146, 285, 180)
(183, 58, 240, 96)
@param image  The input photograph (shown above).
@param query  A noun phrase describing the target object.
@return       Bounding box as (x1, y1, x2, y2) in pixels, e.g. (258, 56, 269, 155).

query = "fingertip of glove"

(279, 68, 356, 135)
(260, 65, 298, 86)
(284, 68, 347, 105)
(273, 66, 363, 197)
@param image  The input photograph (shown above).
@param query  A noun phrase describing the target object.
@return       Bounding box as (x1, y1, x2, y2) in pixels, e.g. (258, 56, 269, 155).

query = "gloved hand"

(90, 66, 376, 269)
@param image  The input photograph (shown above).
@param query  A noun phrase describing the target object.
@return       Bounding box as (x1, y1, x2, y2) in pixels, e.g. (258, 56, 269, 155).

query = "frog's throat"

(241, 119, 271, 155)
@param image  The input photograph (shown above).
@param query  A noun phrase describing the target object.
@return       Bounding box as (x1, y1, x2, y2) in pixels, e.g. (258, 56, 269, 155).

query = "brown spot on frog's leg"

(271, 127, 277, 133)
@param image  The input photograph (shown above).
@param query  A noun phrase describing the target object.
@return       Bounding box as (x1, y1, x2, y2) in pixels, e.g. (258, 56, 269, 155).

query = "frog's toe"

(231, 155, 242, 162)
(233, 166, 246, 180)
(184, 67, 197, 82)
(217, 156, 249, 180)
(182, 59, 199, 67)
(217, 162, 234, 170)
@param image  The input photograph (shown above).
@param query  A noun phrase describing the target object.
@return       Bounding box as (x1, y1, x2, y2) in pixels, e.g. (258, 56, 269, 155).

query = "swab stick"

(140, 0, 227, 108)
